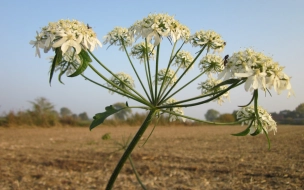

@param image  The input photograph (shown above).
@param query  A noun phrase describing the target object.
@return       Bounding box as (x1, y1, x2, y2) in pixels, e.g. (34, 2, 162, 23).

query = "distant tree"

(113, 102, 132, 120)
(78, 112, 89, 120)
(28, 97, 58, 126)
(205, 109, 220, 121)
(60, 107, 72, 117)
(280, 110, 299, 118)
(30, 97, 55, 115)
(216, 113, 236, 122)
(295, 103, 304, 116)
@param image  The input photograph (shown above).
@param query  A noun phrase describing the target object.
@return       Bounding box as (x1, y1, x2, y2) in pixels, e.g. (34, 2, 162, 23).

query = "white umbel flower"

(199, 54, 224, 74)
(218, 48, 294, 96)
(173, 50, 194, 70)
(157, 68, 177, 86)
(129, 13, 190, 46)
(237, 105, 277, 135)
(190, 30, 225, 52)
(162, 98, 186, 122)
(30, 19, 102, 56)
(107, 72, 135, 94)
(198, 76, 230, 105)
(130, 42, 155, 63)
(103, 27, 134, 50)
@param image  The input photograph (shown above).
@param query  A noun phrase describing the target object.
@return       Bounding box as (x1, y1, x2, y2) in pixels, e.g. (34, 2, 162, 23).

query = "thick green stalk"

(106, 109, 156, 190)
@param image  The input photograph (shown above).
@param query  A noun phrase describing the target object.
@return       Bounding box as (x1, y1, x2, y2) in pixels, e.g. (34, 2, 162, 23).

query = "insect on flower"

(223, 54, 229, 66)
(87, 24, 92, 29)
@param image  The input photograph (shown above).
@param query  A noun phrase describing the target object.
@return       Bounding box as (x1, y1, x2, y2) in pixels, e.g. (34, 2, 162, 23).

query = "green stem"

(159, 79, 245, 108)
(87, 63, 152, 107)
(88, 50, 149, 103)
(80, 73, 146, 103)
(160, 68, 210, 105)
(156, 42, 182, 103)
(145, 39, 155, 102)
(106, 109, 156, 190)
(154, 44, 160, 105)
(128, 156, 147, 190)
(143, 55, 153, 100)
(70, 62, 150, 106)
(159, 45, 206, 104)
(161, 109, 248, 125)
(122, 39, 152, 103)
(157, 65, 182, 104)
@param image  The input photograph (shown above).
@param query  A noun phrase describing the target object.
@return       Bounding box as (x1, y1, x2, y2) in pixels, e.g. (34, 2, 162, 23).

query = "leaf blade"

(231, 126, 251, 136)
(68, 50, 92, 77)
(90, 105, 124, 130)
(49, 48, 62, 85)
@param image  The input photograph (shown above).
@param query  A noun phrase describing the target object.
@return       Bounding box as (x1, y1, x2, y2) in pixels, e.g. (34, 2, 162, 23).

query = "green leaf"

(68, 50, 92, 77)
(90, 105, 124, 130)
(231, 126, 251, 136)
(250, 125, 263, 136)
(49, 48, 62, 85)
(262, 128, 271, 150)
(58, 62, 69, 84)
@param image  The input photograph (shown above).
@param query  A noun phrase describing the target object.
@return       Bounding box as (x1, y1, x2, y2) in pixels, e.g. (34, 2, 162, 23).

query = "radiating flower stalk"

(31, 14, 293, 190)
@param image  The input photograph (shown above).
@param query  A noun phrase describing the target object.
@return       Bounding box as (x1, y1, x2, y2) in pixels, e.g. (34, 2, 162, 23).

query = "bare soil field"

(0, 125, 303, 190)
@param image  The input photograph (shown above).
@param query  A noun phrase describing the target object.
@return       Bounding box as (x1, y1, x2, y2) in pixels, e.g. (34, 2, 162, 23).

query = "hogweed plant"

(30, 14, 293, 189)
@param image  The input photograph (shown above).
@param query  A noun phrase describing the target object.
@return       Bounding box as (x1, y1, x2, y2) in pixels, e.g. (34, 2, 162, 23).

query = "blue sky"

(1, 0, 303, 119)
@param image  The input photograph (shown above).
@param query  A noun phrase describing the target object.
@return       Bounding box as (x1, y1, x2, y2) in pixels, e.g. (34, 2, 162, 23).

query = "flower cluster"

(218, 49, 293, 96)
(52, 48, 82, 76)
(198, 76, 230, 105)
(173, 50, 194, 70)
(157, 68, 177, 86)
(162, 98, 185, 122)
(129, 13, 190, 46)
(130, 42, 155, 63)
(237, 105, 277, 135)
(103, 27, 134, 50)
(107, 72, 135, 94)
(199, 54, 224, 74)
(190, 30, 225, 52)
(30, 19, 102, 57)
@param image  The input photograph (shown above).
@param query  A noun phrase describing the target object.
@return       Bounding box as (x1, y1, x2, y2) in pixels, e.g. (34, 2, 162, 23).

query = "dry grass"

(0, 125, 303, 189)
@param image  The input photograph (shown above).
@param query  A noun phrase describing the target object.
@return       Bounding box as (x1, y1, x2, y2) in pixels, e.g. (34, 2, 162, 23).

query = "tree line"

(0, 97, 90, 127)
(204, 103, 304, 125)
(1, 97, 303, 127)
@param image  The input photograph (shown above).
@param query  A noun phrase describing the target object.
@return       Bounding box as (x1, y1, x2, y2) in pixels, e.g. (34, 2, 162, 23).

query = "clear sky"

(1, 0, 303, 120)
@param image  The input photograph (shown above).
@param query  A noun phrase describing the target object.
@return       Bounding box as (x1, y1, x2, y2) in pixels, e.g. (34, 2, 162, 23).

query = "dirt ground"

(0, 125, 303, 190)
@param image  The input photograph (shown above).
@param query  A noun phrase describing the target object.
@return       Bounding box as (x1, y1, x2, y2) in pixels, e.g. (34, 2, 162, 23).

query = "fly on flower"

(223, 54, 229, 66)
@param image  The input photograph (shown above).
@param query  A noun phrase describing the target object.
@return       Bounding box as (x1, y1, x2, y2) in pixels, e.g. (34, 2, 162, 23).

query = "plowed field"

(1, 125, 303, 189)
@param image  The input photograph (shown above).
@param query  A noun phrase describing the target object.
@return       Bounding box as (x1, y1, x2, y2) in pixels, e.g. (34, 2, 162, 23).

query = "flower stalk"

(106, 109, 156, 190)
